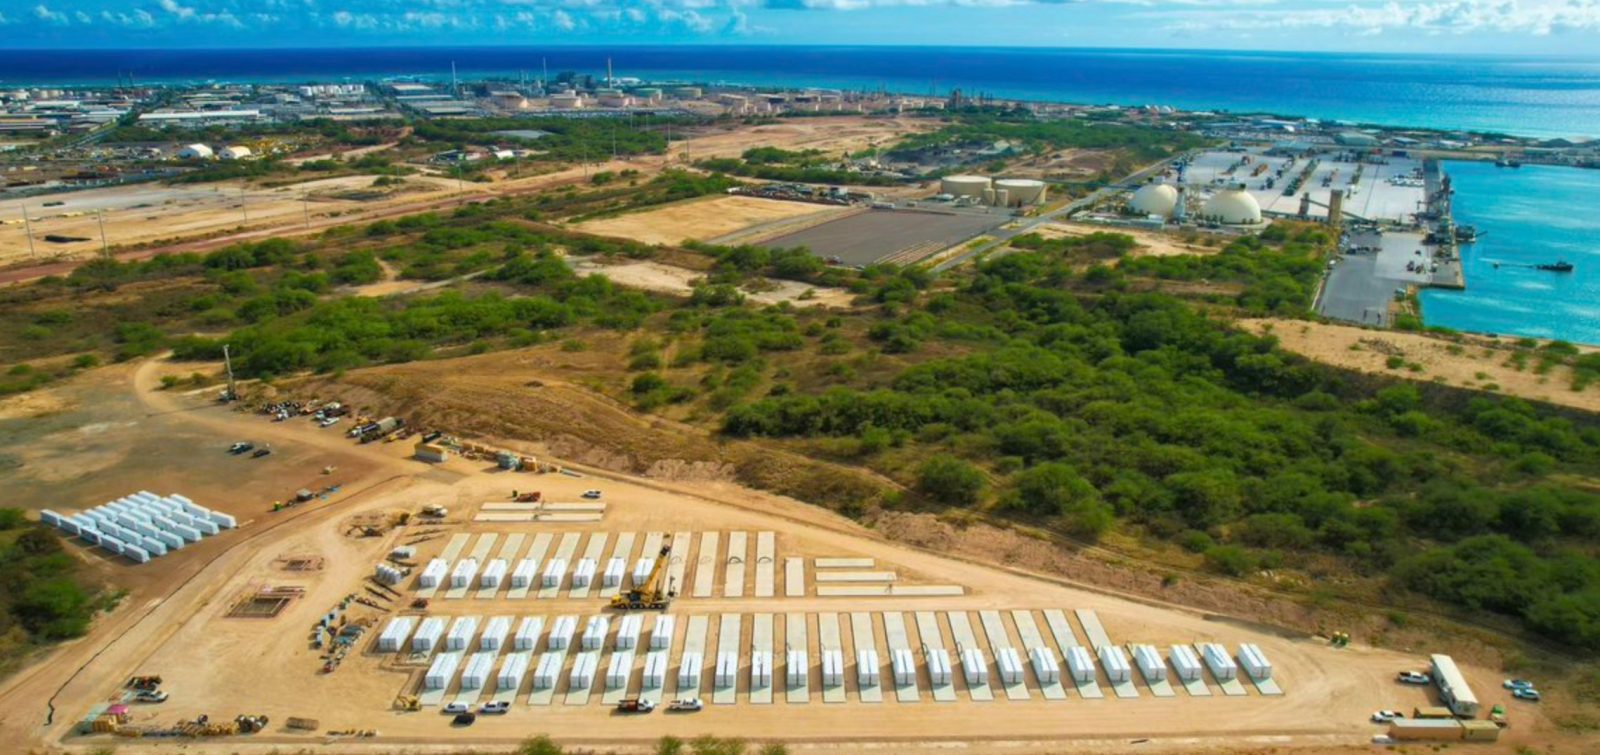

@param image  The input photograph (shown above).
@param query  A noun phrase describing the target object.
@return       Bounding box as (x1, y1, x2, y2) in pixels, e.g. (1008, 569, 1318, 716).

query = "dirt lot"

(0, 352, 1586, 754)
(1243, 318, 1600, 412)
(571, 195, 841, 247)
(678, 116, 936, 162)
(1035, 221, 1221, 259)
(569, 257, 855, 309)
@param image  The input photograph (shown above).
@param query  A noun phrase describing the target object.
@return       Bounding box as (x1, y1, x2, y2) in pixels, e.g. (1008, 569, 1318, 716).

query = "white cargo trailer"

(450, 559, 479, 588)
(513, 617, 543, 651)
(480, 559, 508, 588)
(572, 558, 597, 588)
(751, 651, 773, 688)
(511, 558, 537, 588)
(419, 559, 449, 588)
(1133, 644, 1166, 680)
(1065, 645, 1096, 683)
(460, 652, 494, 689)
(533, 653, 564, 689)
(1238, 643, 1272, 679)
(891, 648, 916, 686)
(996, 647, 1024, 685)
(822, 649, 845, 686)
(606, 650, 634, 688)
(498, 653, 530, 689)
(603, 557, 626, 587)
(542, 558, 567, 588)
(547, 616, 577, 650)
(643, 650, 668, 688)
(715, 652, 739, 687)
(926, 648, 953, 686)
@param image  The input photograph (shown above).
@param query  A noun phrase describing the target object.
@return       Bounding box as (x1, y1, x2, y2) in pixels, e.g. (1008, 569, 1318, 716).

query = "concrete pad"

(946, 612, 992, 702)
(785, 557, 805, 597)
(848, 612, 882, 703)
(724, 531, 747, 598)
(751, 613, 773, 704)
(713, 614, 742, 705)
(668, 614, 708, 703)
(416, 533, 469, 598)
(563, 651, 600, 705)
(1195, 643, 1248, 697)
(813, 571, 896, 583)
(755, 531, 775, 597)
(785, 613, 809, 704)
(817, 612, 845, 704)
(538, 533, 579, 599)
(814, 558, 874, 569)
(887, 585, 964, 596)
(980, 610, 1029, 701)
(1011, 610, 1066, 701)
(915, 611, 956, 702)
(446, 534, 497, 599)
(667, 531, 692, 598)
(692, 532, 718, 598)
(882, 611, 919, 703)
(507, 532, 551, 600)
(1249, 673, 1284, 696)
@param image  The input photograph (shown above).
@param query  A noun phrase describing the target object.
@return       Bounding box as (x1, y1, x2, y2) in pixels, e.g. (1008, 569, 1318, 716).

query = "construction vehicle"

(610, 542, 676, 611)
(421, 505, 447, 518)
(394, 695, 421, 712)
(126, 675, 163, 691)
(235, 714, 270, 734)
(513, 491, 542, 503)
(358, 417, 404, 444)
(617, 698, 656, 714)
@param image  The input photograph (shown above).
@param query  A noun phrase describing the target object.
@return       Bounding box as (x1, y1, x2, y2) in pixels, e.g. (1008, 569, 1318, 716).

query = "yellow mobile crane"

(610, 541, 676, 610)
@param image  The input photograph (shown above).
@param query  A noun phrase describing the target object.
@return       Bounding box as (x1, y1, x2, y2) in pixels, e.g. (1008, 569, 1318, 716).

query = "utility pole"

(239, 186, 249, 224)
(222, 343, 237, 402)
(96, 209, 110, 258)
(18, 202, 36, 258)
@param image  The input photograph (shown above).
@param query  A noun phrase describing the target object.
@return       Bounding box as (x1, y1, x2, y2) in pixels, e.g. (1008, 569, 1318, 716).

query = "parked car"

(668, 698, 703, 712)
(1503, 679, 1535, 690)
(443, 702, 470, 714)
(251, 447, 272, 458)
(582, 490, 603, 500)
(1512, 687, 1541, 702)
(1370, 710, 1403, 723)
(452, 712, 476, 726)
(479, 701, 510, 715)
(319, 417, 341, 427)
(132, 690, 168, 704)
(228, 442, 254, 454)
(616, 698, 655, 714)
(1397, 671, 1431, 684)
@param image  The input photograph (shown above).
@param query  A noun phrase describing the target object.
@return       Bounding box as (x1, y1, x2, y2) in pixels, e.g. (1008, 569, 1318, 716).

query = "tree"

(1003, 463, 1112, 537)
(519, 735, 565, 755)
(916, 456, 985, 506)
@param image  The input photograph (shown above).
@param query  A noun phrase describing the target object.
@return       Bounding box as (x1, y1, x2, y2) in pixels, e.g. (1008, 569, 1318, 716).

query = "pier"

(1420, 160, 1466, 290)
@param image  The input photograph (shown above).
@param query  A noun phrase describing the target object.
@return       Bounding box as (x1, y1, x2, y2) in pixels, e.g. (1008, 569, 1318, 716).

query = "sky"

(6, 0, 1600, 54)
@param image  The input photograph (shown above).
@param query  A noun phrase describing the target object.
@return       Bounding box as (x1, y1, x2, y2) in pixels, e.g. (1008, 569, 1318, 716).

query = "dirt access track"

(0, 358, 1577, 754)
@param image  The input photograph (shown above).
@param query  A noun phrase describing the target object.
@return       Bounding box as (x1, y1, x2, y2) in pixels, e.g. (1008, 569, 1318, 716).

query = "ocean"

(4, 46, 1600, 140)
(1419, 161, 1600, 345)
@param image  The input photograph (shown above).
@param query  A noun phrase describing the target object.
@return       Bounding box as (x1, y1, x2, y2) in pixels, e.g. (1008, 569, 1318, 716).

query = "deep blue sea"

(1419, 162, 1600, 344)
(4, 46, 1600, 139)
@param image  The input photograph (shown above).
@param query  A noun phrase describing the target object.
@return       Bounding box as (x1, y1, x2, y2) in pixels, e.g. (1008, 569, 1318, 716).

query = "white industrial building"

(940, 175, 992, 198)
(1129, 179, 1180, 217)
(219, 145, 252, 160)
(1201, 185, 1263, 225)
(40, 491, 235, 564)
(176, 144, 214, 160)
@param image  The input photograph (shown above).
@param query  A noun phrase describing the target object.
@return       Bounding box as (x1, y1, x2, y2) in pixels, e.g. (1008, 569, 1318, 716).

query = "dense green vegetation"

(410, 115, 673, 162)
(1120, 223, 1331, 315)
(0, 510, 111, 672)
(697, 146, 901, 186)
(889, 108, 1210, 166)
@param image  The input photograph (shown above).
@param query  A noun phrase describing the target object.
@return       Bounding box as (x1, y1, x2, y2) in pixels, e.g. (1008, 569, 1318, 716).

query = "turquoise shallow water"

(1419, 161, 1600, 345)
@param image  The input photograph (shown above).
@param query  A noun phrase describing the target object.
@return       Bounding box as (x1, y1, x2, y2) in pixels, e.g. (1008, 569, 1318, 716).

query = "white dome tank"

(995, 178, 1047, 206)
(1129, 180, 1179, 217)
(1202, 185, 1262, 225)
(941, 175, 992, 198)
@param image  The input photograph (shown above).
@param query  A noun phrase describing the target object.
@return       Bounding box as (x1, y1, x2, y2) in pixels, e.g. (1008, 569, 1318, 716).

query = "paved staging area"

(1182, 149, 1426, 224)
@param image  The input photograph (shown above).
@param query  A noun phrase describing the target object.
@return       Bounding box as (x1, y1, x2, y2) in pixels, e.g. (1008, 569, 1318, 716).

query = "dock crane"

(610, 541, 676, 611)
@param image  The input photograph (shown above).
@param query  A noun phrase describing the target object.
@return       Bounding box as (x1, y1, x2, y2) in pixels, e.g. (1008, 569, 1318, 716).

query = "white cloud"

(33, 4, 69, 23)
(1158, 0, 1600, 36)
(552, 8, 576, 27)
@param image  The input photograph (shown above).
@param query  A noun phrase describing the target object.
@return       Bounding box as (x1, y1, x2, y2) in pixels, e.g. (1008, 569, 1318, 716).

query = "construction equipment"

(393, 695, 421, 712)
(610, 541, 676, 611)
(513, 491, 542, 503)
(420, 505, 448, 518)
(235, 714, 270, 734)
(126, 675, 163, 691)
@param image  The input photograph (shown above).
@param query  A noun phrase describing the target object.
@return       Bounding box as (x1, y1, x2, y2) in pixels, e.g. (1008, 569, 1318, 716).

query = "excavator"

(609, 542, 676, 611)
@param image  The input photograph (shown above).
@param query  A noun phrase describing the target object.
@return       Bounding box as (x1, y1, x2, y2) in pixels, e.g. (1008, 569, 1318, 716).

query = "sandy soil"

(571, 195, 839, 247)
(677, 117, 935, 162)
(569, 257, 855, 309)
(1035, 221, 1221, 259)
(0, 354, 1586, 754)
(1243, 318, 1600, 412)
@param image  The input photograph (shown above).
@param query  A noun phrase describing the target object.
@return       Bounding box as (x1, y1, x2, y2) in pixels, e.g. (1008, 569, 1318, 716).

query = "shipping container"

(679, 651, 704, 689)
(1238, 643, 1272, 679)
(786, 650, 809, 687)
(446, 616, 479, 651)
(632, 558, 653, 587)
(424, 652, 460, 690)
(450, 558, 479, 588)
(572, 558, 597, 588)
(1170, 644, 1202, 681)
(569, 653, 597, 688)
(80, 529, 101, 546)
(412, 616, 447, 652)
(419, 558, 449, 589)
(1030, 646, 1061, 684)
(173, 524, 203, 544)
(542, 558, 567, 588)
(857, 649, 880, 687)
(514, 617, 543, 651)
(606, 650, 634, 688)
(891, 648, 916, 686)
(1200, 643, 1237, 681)
(533, 653, 563, 689)
(498, 653, 530, 690)
(1132, 644, 1166, 680)
(1099, 645, 1132, 683)
(960, 647, 988, 685)
(460, 652, 495, 689)
(511, 558, 538, 588)
(650, 615, 675, 649)
(996, 648, 1024, 685)
(548, 616, 577, 650)
(481, 559, 508, 588)
(715, 651, 739, 687)
(206, 510, 237, 529)
(139, 536, 167, 557)
(926, 648, 953, 686)
(581, 616, 609, 650)
(751, 650, 773, 689)
(378, 617, 416, 652)
(480, 616, 512, 651)
(643, 650, 668, 688)
(123, 544, 150, 564)
(603, 557, 626, 587)
(1065, 645, 1096, 683)
(615, 613, 642, 650)
(1388, 718, 1465, 741)
(391, 545, 416, 560)
(822, 649, 845, 686)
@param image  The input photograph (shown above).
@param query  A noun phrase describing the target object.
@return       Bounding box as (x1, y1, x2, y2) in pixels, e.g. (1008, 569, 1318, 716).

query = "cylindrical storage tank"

(498, 653, 530, 690)
(996, 648, 1024, 685)
(514, 618, 543, 651)
(413, 616, 447, 652)
(1029, 646, 1060, 684)
(941, 174, 992, 198)
(751, 651, 773, 689)
(1239, 643, 1272, 679)
(420, 558, 449, 588)
(533, 653, 563, 689)
(548, 616, 576, 650)
(1099, 645, 1132, 683)
(643, 650, 668, 688)
(481, 559, 508, 588)
(981, 187, 997, 205)
(603, 557, 626, 587)
(615, 614, 642, 650)
(542, 558, 567, 588)
(446, 616, 479, 651)
(571, 558, 596, 588)
(1200, 642, 1237, 680)
(1170, 644, 1202, 681)
(480, 616, 512, 651)
(606, 650, 634, 688)
(786, 650, 808, 687)
(891, 648, 916, 686)
(822, 649, 845, 686)
(425, 652, 460, 690)
(581, 616, 609, 650)
(511, 558, 537, 588)
(1066, 645, 1096, 683)
(632, 558, 652, 587)
(1201, 185, 1262, 225)
(450, 559, 479, 588)
(379, 617, 416, 652)
(650, 615, 675, 649)
(549, 92, 583, 109)
(1133, 644, 1166, 681)
(926, 648, 952, 686)
(679, 651, 704, 689)
(1129, 180, 1180, 217)
(994, 188, 1009, 207)
(715, 652, 738, 687)
(996, 178, 1047, 206)
(857, 649, 880, 687)
(460, 652, 494, 690)
(671, 86, 702, 99)
(960, 647, 987, 685)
